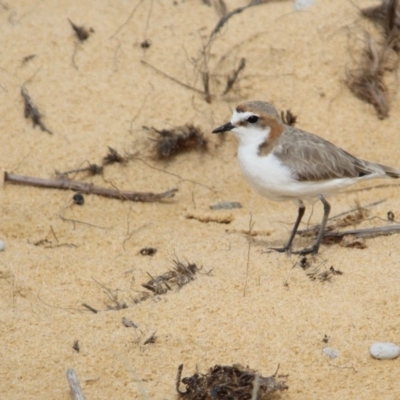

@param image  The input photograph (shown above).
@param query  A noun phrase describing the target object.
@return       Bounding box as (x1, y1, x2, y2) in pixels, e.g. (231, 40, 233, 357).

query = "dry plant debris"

(339, 234, 367, 249)
(144, 124, 208, 158)
(68, 18, 94, 41)
(176, 364, 288, 400)
(21, 86, 53, 134)
(347, 0, 400, 118)
(102, 146, 127, 165)
(72, 340, 80, 353)
(143, 331, 157, 345)
(307, 265, 343, 282)
(95, 259, 204, 311)
(298, 257, 343, 282)
(142, 260, 200, 295)
(281, 109, 297, 126)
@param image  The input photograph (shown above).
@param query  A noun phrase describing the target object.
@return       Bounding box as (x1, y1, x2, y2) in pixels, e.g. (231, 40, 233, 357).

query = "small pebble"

(370, 342, 400, 360)
(210, 201, 242, 210)
(73, 193, 84, 205)
(0, 239, 5, 252)
(322, 347, 339, 359)
(294, 0, 315, 11)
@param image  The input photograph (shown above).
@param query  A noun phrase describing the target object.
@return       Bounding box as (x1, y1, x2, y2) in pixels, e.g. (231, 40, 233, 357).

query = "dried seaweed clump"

(346, 0, 400, 118)
(362, 0, 400, 39)
(346, 34, 390, 119)
(145, 124, 208, 158)
(176, 364, 288, 400)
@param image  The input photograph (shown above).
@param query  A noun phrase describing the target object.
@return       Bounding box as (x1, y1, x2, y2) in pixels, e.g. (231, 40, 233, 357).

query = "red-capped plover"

(213, 101, 400, 255)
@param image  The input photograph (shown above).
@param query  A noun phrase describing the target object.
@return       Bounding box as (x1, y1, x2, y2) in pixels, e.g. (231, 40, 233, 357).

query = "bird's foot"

(291, 246, 319, 255)
(266, 246, 291, 255)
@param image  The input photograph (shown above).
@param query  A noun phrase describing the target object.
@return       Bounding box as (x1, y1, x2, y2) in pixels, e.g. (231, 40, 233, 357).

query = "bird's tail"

(377, 163, 400, 178)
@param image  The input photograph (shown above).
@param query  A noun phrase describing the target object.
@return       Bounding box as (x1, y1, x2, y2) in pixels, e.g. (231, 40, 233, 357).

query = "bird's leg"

(269, 201, 305, 254)
(293, 195, 331, 255)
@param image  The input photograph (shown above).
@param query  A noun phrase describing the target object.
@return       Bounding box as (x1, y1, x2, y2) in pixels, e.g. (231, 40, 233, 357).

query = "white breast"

(237, 143, 360, 201)
(237, 143, 295, 201)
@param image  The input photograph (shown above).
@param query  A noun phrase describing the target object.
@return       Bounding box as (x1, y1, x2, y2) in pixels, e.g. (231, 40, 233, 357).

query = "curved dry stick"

(4, 172, 177, 202)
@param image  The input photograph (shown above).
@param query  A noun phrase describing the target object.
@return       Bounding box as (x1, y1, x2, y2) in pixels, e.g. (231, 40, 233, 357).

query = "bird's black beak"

(212, 122, 234, 134)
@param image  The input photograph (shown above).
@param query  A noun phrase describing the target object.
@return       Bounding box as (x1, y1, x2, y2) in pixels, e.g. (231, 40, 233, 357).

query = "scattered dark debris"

(143, 331, 157, 345)
(57, 147, 127, 178)
(210, 201, 242, 210)
(388, 210, 395, 221)
(144, 124, 208, 159)
(73, 193, 84, 205)
(82, 303, 98, 313)
(281, 109, 297, 126)
(141, 39, 151, 49)
(140, 247, 157, 256)
(330, 266, 343, 275)
(68, 18, 94, 41)
(94, 259, 205, 311)
(142, 260, 200, 295)
(322, 334, 330, 343)
(56, 163, 103, 179)
(21, 86, 53, 134)
(31, 238, 77, 249)
(131, 292, 152, 304)
(340, 234, 367, 249)
(299, 256, 311, 270)
(176, 364, 288, 400)
(102, 146, 126, 165)
(21, 54, 36, 65)
(307, 265, 343, 282)
(122, 317, 138, 328)
(103, 288, 129, 311)
(73, 340, 80, 353)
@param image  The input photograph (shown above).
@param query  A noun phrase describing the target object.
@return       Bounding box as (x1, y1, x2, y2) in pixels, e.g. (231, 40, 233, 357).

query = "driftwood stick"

(4, 172, 177, 202)
(323, 225, 400, 240)
(66, 368, 85, 400)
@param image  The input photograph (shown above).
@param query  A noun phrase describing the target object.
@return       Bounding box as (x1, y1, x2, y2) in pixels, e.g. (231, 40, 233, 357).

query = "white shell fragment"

(0, 240, 5, 252)
(294, 0, 315, 11)
(322, 347, 339, 359)
(370, 342, 400, 360)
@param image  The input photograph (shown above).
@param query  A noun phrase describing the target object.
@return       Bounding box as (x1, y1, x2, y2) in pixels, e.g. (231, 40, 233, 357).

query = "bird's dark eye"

(247, 115, 258, 123)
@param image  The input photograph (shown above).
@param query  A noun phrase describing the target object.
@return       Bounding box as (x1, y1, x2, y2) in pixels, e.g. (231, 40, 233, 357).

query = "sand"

(1, 0, 400, 399)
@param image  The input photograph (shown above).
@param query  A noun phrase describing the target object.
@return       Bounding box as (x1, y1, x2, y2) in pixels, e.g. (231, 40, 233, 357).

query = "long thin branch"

(323, 225, 400, 240)
(4, 172, 177, 202)
(141, 60, 207, 96)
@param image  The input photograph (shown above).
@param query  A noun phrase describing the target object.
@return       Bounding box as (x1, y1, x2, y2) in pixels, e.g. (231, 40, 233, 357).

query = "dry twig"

(4, 172, 177, 202)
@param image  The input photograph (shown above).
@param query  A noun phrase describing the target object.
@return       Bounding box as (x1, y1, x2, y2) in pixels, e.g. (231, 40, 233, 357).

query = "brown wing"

(273, 126, 376, 181)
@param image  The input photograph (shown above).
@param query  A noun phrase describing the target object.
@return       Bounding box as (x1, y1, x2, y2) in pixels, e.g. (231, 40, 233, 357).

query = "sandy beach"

(1, 1, 400, 398)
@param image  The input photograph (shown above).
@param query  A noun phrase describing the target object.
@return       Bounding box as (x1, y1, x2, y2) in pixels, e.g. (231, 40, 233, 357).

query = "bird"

(212, 101, 400, 255)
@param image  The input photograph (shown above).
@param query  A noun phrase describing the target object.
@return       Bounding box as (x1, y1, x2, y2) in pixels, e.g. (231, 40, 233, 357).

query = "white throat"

(231, 110, 271, 147)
